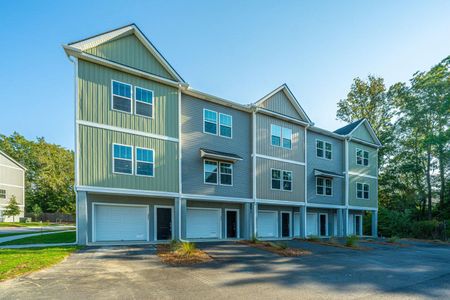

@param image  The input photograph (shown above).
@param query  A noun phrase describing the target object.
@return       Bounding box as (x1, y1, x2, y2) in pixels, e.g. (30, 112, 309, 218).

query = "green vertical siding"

(260, 90, 305, 121)
(84, 34, 175, 80)
(78, 60, 179, 138)
(79, 125, 179, 192)
(348, 175, 378, 207)
(348, 141, 378, 177)
(352, 123, 376, 144)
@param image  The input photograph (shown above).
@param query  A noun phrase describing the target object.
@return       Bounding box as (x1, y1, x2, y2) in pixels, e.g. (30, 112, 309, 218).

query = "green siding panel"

(79, 125, 179, 192)
(260, 90, 306, 121)
(84, 34, 175, 80)
(348, 141, 378, 177)
(352, 123, 377, 144)
(348, 175, 378, 208)
(78, 60, 179, 138)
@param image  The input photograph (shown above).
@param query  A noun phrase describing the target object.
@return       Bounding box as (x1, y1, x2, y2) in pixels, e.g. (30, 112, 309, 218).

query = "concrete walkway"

(0, 230, 75, 244)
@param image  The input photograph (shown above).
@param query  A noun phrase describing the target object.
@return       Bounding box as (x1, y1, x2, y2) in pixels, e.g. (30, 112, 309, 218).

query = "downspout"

(344, 136, 350, 236)
(303, 124, 311, 236)
(177, 84, 187, 242)
(252, 107, 257, 238)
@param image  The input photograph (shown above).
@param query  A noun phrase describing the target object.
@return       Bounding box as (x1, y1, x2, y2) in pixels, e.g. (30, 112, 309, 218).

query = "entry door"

(156, 207, 172, 240)
(226, 210, 238, 238)
(281, 212, 291, 237)
(319, 214, 327, 236)
(355, 215, 362, 236)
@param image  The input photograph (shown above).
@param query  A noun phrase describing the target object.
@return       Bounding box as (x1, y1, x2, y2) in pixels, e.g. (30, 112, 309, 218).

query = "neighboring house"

(64, 24, 381, 245)
(0, 150, 26, 222)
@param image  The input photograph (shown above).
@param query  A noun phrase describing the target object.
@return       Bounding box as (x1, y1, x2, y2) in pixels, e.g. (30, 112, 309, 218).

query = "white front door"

(257, 211, 278, 238)
(186, 208, 221, 239)
(294, 212, 300, 237)
(94, 204, 148, 242)
(307, 213, 318, 236)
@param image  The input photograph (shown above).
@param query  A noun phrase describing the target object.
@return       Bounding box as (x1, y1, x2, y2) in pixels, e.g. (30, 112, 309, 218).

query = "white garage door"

(257, 211, 278, 238)
(186, 208, 221, 238)
(307, 213, 318, 236)
(294, 212, 300, 237)
(94, 204, 148, 242)
(348, 214, 354, 235)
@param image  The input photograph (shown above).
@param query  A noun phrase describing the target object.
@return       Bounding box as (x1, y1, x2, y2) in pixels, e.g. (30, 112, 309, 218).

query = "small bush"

(411, 220, 440, 239)
(345, 235, 359, 247)
(387, 236, 399, 243)
(169, 239, 181, 251)
(250, 234, 258, 244)
(270, 242, 288, 250)
(308, 235, 320, 242)
(179, 242, 197, 256)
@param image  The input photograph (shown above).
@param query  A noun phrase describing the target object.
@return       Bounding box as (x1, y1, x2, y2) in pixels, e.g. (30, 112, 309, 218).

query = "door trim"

(280, 211, 292, 237)
(154, 205, 174, 241)
(319, 213, 328, 236)
(224, 208, 240, 239)
(92, 202, 150, 243)
(355, 214, 363, 236)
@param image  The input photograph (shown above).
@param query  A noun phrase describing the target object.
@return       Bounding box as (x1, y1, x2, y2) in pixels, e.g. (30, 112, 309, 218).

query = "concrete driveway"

(0, 240, 449, 299)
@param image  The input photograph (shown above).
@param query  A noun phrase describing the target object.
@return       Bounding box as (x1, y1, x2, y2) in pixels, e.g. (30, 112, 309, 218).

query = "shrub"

(179, 242, 197, 256)
(387, 236, 399, 243)
(411, 220, 440, 239)
(308, 235, 320, 242)
(169, 239, 181, 251)
(345, 235, 359, 247)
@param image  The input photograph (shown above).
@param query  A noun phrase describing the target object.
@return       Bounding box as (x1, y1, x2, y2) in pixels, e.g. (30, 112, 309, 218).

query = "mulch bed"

(299, 238, 372, 251)
(240, 241, 312, 257)
(156, 244, 212, 265)
(359, 239, 410, 247)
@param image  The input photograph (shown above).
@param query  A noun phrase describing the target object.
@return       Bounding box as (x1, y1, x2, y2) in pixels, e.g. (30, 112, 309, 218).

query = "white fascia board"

(308, 126, 345, 140)
(182, 88, 251, 112)
(256, 198, 305, 206)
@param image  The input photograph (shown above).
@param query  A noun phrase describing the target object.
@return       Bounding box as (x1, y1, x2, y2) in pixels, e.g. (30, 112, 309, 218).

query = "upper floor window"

(135, 87, 153, 118)
(356, 148, 369, 166)
(219, 113, 232, 138)
(204, 160, 233, 185)
(136, 147, 154, 177)
(113, 144, 133, 175)
(316, 177, 332, 196)
(112, 81, 132, 113)
(271, 169, 292, 191)
(316, 140, 332, 160)
(0, 189, 5, 199)
(203, 109, 232, 138)
(271, 125, 292, 149)
(356, 182, 369, 199)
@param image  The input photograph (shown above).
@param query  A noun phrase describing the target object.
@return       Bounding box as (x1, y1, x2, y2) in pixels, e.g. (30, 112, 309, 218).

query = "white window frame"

(271, 168, 293, 192)
(203, 109, 218, 136)
(316, 139, 332, 160)
(271, 124, 292, 149)
(219, 162, 233, 186)
(219, 113, 233, 139)
(316, 177, 333, 196)
(134, 86, 154, 118)
(112, 143, 133, 176)
(356, 182, 370, 199)
(356, 148, 369, 166)
(111, 80, 133, 114)
(135, 147, 155, 178)
(203, 159, 218, 185)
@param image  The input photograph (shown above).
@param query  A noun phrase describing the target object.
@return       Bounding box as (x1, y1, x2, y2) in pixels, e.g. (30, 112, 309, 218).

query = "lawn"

(0, 222, 74, 228)
(0, 231, 76, 246)
(0, 246, 78, 281)
(0, 231, 55, 238)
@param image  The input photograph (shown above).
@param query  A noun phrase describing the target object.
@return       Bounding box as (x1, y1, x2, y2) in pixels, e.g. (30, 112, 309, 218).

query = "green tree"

(3, 195, 21, 222)
(32, 204, 43, 221)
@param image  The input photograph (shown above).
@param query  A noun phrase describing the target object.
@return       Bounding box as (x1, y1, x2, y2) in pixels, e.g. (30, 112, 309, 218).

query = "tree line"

(337, 56, 449, 238)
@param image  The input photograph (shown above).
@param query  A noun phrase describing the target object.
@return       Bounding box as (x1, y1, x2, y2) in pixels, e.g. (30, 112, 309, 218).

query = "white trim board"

(256, 198, 304, 206)
(76, 185, 180, 198)
(0, 183, 24, 189)
(77, 120, 179, 142)
(346, 172, 378, 180)
(255, 154, 305, 166)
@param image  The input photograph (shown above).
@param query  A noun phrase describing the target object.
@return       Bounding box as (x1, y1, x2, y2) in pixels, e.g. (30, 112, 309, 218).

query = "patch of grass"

(242, 241, 311, 257)
(0, 222, 53, 228)
(0, 230, 56, 238)
(307, 235, 320, 242)
(0, 246, 78, 281)
(0, 231, 76, 246)
(387, 236, 400, 243)
(345, 235, 359, 247)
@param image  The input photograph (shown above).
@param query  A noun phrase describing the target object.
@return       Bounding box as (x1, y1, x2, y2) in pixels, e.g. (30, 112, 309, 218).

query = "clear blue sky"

(1, 0, 449, 150)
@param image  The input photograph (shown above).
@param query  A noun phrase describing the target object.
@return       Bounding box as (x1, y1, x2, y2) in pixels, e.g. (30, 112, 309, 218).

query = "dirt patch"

(360, 239, 410, 247)
(298, 238, 372, 251)
(157, 244, 212, 265)
(240, 241, 312, 257)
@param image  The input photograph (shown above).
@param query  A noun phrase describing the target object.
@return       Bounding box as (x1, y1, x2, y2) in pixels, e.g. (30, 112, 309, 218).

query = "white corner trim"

(76, 120, 179, 142)
(255, 154, 305, 166)
(347, 172, 378, 180)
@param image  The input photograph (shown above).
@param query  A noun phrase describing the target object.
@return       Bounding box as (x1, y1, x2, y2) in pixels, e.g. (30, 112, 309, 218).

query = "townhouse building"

(64, 24, 381, 245)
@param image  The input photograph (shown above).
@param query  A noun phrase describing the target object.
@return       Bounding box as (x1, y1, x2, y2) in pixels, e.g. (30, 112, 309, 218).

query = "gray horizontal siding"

(181, 94, 252, 198)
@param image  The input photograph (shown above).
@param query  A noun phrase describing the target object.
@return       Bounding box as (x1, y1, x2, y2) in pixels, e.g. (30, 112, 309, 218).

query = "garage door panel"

(187, 209, 220, 239)
(257, 211, 278, 238)
(307, 213, 318, 236)
(94, 204, 148, 242)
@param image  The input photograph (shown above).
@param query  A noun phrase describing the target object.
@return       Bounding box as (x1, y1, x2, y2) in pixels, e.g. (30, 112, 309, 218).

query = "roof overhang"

(200, 148, 243, 162)
(314, 169, 344, 179)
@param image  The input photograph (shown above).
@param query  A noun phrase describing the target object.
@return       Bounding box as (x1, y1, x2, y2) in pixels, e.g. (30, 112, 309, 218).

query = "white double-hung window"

(316, 177, 332, 196)
(271, 169, 292, 191)
(316, 140, 332, 160)
(204, 109, 232, 138)
(135, 87, 153, 118)
(219, 113, 232, 138)
(204, 109, 218, 135)
(357, 183, 369, 199)
(113, 144, 133, 175)
(356, 148, 369, 166)
(271, 125, 292, 149)
(204, 160, 233, 185)
(112, 81, 132, 113)
(136, 147, 154, 177)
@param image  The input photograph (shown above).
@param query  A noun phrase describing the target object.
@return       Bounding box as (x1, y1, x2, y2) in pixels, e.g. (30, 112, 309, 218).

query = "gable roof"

(334, 119, 382, 146)
(0, 150, 27, 170)
(66, 24, 185, 83)
(254, 84, 313, 124)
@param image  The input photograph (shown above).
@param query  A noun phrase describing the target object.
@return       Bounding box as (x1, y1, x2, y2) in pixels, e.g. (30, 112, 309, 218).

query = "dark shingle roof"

(333, 119, 365, 135)
(200, 148, 243, 160)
